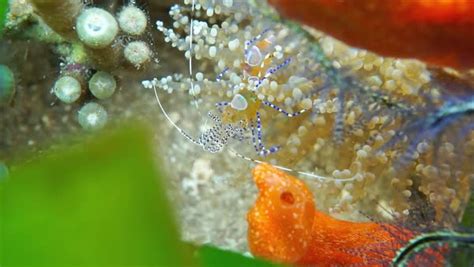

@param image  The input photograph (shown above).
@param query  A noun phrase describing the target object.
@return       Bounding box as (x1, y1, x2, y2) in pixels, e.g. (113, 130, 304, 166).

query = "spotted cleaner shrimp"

(143, 0, 361, 182)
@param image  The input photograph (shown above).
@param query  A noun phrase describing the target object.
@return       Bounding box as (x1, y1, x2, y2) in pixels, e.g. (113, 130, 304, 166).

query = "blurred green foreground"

(0, 125, 279, 267)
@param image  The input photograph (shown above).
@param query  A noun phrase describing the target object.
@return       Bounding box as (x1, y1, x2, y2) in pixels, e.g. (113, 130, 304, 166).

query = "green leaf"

(0, 125, 194, 266)
(0, 124, 284, 267)
(461, 194, 474, 227)
(0, 0, 7, 36)
(0, 161, 8, 180)
(195, 245, 284, 267)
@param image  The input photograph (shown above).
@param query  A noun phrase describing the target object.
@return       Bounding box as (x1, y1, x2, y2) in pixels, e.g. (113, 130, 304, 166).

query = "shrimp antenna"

(228, 149, 358, 182)
(150, 82, 201, 146)
(188, 0, 199, 109)
(146, 79, 354, 183)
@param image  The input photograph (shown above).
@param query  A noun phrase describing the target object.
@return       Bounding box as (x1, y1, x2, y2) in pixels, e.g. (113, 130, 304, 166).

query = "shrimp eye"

(280, 191, 295, 205)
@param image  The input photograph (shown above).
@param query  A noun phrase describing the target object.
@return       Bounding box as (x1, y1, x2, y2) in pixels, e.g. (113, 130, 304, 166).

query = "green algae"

(0, 124, 283, 266)
(0, 64, 14, 103)
(0, 125, 193, 266)
(0, 0, 7, 36)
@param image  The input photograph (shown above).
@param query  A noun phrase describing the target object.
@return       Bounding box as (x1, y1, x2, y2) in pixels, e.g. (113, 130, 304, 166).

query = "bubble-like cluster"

(53, 76, 82, 104)
(31, 1, 153, 130)
(76, 8, 119, 49)
(124, 41, 152, 68)
(77, 102, 108, 131)
(118, 5, 148, 36)
(88, 71, 116, 100)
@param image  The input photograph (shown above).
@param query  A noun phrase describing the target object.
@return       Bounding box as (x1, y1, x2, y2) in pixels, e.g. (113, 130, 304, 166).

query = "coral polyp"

(124, 41, 152, 68)
(88, 71, 116, 100)
(118, 5, 148, 36)
(53, 76, 82, 104)
(77, 102, 108, 131)
(76, 8, 119, 49)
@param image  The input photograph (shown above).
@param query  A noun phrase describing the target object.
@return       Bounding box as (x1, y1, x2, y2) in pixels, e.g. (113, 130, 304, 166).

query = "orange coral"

(247, 163, 415, 266)
(268, 0, 474, 70)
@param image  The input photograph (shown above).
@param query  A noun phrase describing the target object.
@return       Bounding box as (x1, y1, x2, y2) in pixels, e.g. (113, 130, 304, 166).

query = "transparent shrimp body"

(220, 32, 276, 126)
(221, 91, 260, 125)
(212, 30, 308, 157)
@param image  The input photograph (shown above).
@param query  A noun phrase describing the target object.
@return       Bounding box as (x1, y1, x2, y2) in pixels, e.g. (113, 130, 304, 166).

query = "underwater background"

(1, 0, 474, 266)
